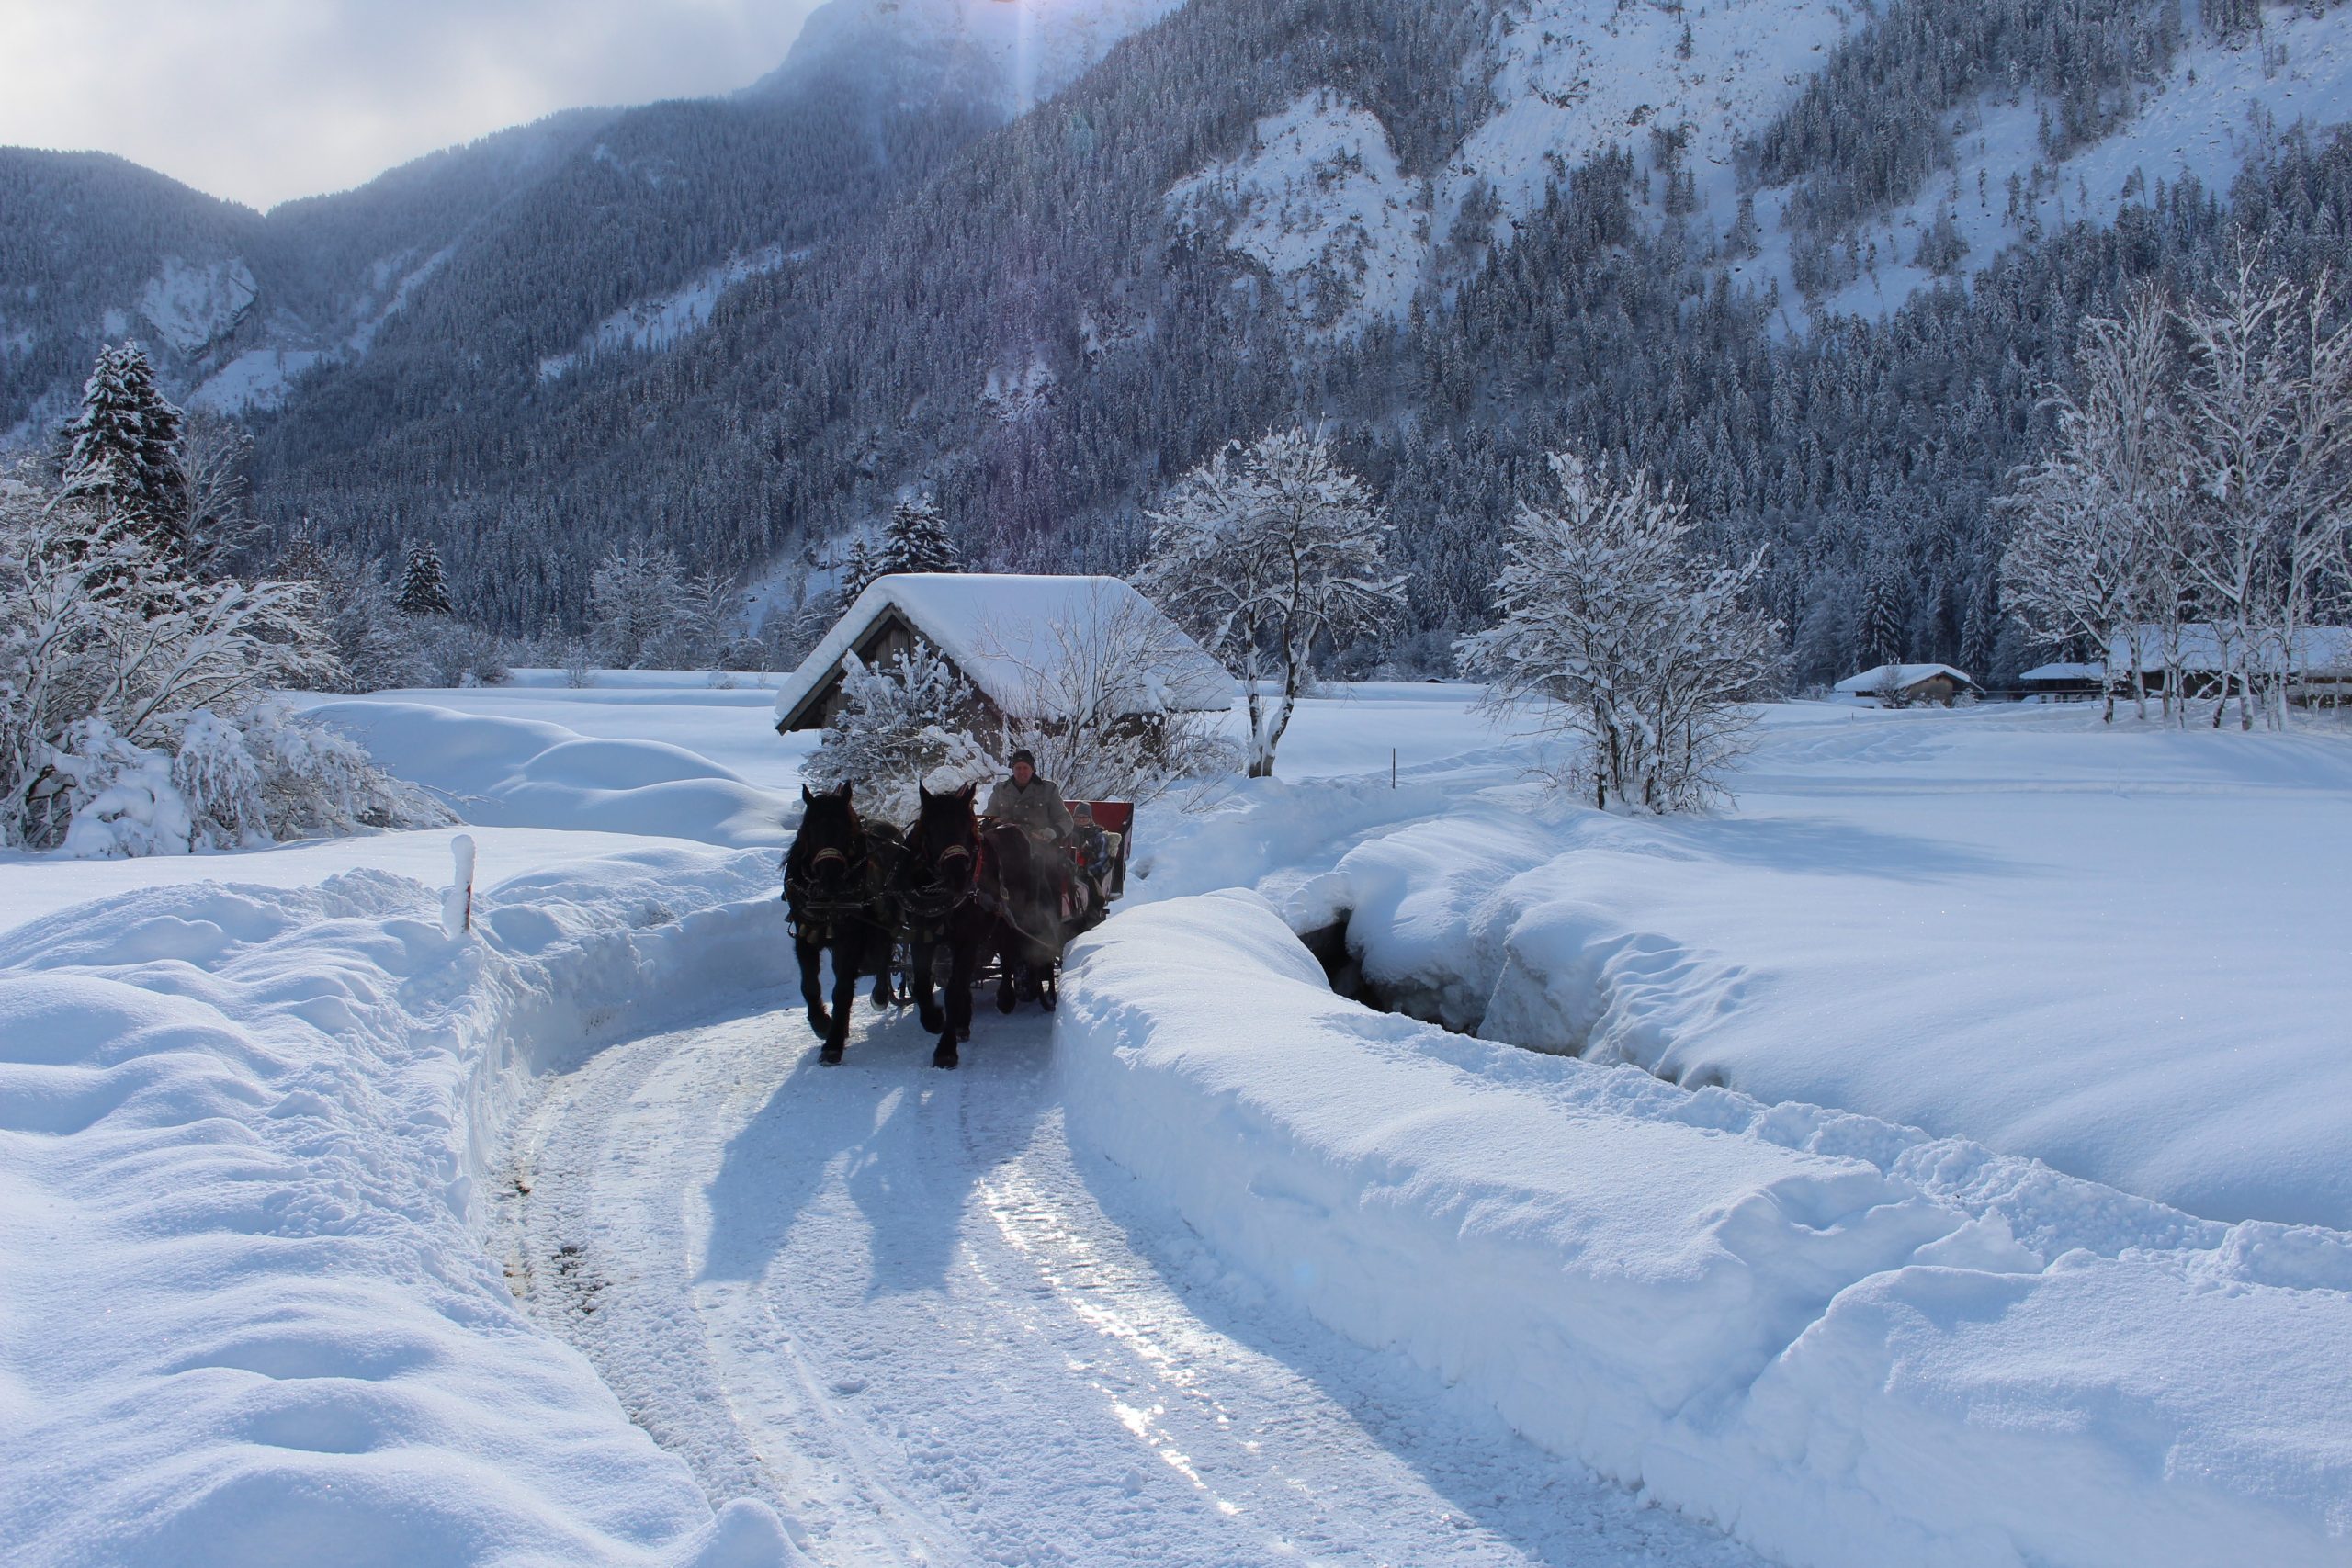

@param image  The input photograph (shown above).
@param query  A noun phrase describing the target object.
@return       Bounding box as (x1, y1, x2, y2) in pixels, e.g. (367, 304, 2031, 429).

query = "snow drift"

(1057, 892, 2352, 1568)
(307, 700, 793, 849)
(0, 848, 808, 1567)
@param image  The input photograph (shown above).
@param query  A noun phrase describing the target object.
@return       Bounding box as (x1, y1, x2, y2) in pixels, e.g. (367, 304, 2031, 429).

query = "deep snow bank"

(1155, 706, 2352, 1232)
(308, 700, 794, 849)
(0, 848, 808, 1567)
(1057, 893, 2352, 1568)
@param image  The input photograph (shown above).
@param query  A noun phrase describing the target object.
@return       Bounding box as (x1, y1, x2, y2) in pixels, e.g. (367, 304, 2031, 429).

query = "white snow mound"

(0, 850, 810, 1565)
(309, 700, 794, 848)
(1057, 892, 2352, 1568)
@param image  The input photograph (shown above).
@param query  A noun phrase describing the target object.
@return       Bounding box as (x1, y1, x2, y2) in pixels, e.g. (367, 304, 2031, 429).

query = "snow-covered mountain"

(12, 0, 2352, 687)
(764, 0, 1184, 114)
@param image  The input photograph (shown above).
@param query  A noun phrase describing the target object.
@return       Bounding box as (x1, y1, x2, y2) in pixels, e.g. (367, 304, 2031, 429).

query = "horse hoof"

(820, 1043, 844, 1066)
(1039, 988, 1057, 1013)
(958, 1024, 971, 1042)
(919, 1004, 945, 1035)
(806, 1009, 831, 1039)
(995, 980, 1016, 1014)
(933, 1043, 959, 1070)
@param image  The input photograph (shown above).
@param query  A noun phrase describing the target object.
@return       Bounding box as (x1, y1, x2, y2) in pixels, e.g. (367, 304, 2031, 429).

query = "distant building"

(1832, 662, 1982, 706)
(2016, 661, 2105, 701)
(2106, 626, 2352, 702)
(774, 572, 1237, 735)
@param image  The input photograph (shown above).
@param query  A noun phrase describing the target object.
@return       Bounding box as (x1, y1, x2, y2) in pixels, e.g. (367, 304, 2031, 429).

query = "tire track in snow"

(499, 986, 1761, 1568)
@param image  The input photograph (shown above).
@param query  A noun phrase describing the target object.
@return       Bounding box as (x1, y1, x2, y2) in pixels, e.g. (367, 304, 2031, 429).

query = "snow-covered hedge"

(1057, 892, 2352, 1568)
(0, 847, 808, 1566)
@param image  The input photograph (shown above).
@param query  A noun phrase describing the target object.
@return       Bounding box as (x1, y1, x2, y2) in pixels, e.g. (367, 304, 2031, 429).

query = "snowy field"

(5, 676, 2350, 1566)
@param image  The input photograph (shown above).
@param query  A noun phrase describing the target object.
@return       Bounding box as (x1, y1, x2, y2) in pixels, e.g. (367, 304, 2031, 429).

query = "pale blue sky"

(0, 0, 825, 209)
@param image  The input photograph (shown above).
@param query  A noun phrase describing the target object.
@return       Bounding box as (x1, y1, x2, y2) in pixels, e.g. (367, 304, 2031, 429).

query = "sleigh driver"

(982, 750, 1102, 922)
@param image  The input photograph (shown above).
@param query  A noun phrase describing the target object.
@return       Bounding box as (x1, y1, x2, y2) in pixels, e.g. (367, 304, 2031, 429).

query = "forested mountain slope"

(10, 0, 2352, 682)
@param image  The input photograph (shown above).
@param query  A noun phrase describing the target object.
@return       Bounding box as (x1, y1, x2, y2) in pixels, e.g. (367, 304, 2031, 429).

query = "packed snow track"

(497, 988, 1759, 1568)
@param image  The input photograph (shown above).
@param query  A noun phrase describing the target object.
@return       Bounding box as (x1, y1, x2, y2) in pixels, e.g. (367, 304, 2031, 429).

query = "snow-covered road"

(497, 989, 1760, 1568)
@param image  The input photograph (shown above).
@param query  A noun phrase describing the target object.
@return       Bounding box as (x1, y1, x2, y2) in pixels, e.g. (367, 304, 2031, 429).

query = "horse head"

(793, 782, 865, 894)
(909, 781, 980, 895)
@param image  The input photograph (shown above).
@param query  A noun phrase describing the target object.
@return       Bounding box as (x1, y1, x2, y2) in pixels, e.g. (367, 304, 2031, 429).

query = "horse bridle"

(787, 836, 871, 938)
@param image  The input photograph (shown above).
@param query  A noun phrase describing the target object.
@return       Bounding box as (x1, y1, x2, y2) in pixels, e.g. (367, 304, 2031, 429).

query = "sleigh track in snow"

(493, 987, 1760, 1568)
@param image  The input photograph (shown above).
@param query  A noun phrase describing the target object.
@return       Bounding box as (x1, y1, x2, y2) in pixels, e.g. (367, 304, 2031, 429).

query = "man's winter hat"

(1010, 749, 1036, 766)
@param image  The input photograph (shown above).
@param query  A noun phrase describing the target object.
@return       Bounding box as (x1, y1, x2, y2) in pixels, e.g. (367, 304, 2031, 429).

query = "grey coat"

(985, 774, 1072, 839)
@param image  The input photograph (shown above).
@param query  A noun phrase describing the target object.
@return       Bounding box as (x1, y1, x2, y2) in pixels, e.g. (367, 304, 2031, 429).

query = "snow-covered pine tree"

(1136, 427, 1405, 777)
(836, 538, 881, 610)
(1456, 449, 1782, 813)
(58, 343, 185, 551)
(877, 494, 962, 577)
(398, 541, 456, 616)
(1858, 560, 1908, 670)
(801, 639, 993, 825)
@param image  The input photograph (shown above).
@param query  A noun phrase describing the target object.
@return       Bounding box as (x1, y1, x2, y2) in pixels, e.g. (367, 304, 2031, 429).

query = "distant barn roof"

(774, 573, 1238, 731)
(1833, 662, 1980, 694)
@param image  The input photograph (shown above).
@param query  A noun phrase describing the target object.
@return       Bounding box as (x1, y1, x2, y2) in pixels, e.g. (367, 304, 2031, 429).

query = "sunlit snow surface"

(4, 674, 2350, 1566)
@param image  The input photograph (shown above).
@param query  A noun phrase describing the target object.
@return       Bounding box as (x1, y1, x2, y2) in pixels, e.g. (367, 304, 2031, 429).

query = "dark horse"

(899, 782, 989, 1068)
(784, 784, 895, 1066)
(981, 823, 1069, 1013)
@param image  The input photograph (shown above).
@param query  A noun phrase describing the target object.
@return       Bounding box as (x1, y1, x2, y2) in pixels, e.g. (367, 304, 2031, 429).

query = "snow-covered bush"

(1137, 427, 1405, 777)
(39, 702, 449, 858)
(169, 708, 270, 848)
(1, 466, 442, 852)
(413, 615, 512, 688)
(801, 640, 994, 825)
(1456, 449, 1782, 813)
(46, 717, 193, 858)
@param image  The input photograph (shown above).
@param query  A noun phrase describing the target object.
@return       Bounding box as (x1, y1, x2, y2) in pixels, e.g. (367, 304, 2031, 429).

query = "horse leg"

(912, 938, 945, 1037)
(933, 925, 976, 1068)
(994, 924, 1017, 1014)
(952, 931, 977, 1044)
(798, 936, 831, 1040)
(820, 932, 860, 1065)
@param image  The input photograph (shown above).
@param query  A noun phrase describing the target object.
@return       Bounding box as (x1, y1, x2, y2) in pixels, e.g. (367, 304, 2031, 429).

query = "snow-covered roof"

(2107, 626, 2352, 677)
(2018, 662, 2105, 682)
(1832, 662, 1980, 694)
(775, 573, 1238, 727)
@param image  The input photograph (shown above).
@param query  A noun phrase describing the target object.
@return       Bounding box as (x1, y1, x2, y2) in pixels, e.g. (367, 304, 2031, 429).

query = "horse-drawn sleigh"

(782, 782, 1132, 1069)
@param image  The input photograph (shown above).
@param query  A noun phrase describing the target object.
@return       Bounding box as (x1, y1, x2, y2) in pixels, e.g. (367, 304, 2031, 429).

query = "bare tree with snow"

(2176, 254, 2352, 730)
(1999, 286, 2187, 724)
(970, 587, 1239, 805)
(1136, 427, 1404, 778)
(2003, 263, 2352, 730)
(588, 543, 691, 668)
(1456, 449, 1781, 813)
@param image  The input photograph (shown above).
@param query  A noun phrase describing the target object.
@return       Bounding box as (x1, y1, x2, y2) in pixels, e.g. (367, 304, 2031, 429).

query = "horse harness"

(786, 839, 877, 943)
(899, 828, 984, 939)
